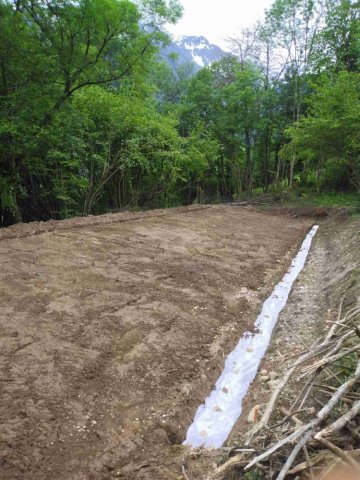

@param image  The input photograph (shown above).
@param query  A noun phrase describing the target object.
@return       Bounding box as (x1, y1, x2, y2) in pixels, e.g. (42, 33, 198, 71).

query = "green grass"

(284, 191, 360, 208)
(244, 189, 360, 211)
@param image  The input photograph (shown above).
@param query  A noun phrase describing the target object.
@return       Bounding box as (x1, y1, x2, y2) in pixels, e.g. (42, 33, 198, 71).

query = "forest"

(0, 0, 359, 225)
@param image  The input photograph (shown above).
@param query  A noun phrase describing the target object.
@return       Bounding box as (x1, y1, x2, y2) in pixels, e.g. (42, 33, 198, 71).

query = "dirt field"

(0, 205, 313, 480)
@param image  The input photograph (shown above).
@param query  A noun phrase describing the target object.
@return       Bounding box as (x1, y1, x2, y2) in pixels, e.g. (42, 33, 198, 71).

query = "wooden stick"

(318, 389, 353, 404)
(247, 332, 356, 443)
(219, 446, 256, 453)
(315, 399, 360, 439)
(315, 330, 355, 360)
(289, 373, 318, 412)
(316, 360, 360, 421)
(299, 373, 318, 409)
(317, 458, 342, 480)
(182, 465, 191, 480)
(324, 297, 344, 341)
(289, 450, 360, 475)
(245, 424, 313, 471)
(315, 382, 360, 398)
(316, 437, 360, 473)
(326, 320, 360, 331)
(275, 429, 314, 480)
(350, 319, 360, 339)
(272, 407, 305, 428)
(207, 454, 245, 480)
(301, 345, 360, 375)
(304, 445, 316, 480)
(289, 451, 331, 475)
(246, 342, 323, 442)
(246, 360, 360, 471)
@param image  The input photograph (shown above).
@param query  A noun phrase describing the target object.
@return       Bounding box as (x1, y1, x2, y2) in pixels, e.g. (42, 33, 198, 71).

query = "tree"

(265, 0, 326, 187)
(285, 72, 360, 191)
(313, 0, 360, 73)
(181, 57, 265, 196)
(0, 0, 182, 222)
(227, 23, 289, 190)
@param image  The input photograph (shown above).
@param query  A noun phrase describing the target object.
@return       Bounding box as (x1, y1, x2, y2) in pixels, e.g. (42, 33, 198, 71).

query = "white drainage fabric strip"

(184, 225, 319, 449)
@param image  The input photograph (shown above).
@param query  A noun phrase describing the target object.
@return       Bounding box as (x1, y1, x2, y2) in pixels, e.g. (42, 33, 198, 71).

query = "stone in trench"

(247, 405, 261, 424)
(213, 405, 223, 413)
(151, 428, 171, 445)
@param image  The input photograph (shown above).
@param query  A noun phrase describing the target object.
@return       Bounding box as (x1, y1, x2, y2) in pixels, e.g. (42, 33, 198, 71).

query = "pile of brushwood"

(209, 299, 360, 480)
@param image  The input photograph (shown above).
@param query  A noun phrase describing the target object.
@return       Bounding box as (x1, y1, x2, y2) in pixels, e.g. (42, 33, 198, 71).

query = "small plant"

(244, 468, 264, 480)
(217, 453, 229, 466)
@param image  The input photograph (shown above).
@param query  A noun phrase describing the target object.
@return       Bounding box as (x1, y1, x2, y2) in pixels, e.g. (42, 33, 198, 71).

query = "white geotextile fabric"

(184, 225, 319, 448)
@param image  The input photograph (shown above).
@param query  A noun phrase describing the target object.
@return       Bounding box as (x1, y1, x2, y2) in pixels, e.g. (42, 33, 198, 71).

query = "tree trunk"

(11, 190, 22, 223)
(274, 146, 281, 187)
(9, 156, 22, 223)
(289, 151, 296, 188)
(263, 127, 271, 192)
(245, 129, 252, 192)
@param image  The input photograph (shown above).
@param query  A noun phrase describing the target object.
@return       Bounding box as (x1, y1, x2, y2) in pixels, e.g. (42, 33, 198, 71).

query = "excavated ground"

(194, 211, 360, 480)
(227, 211, 360, 440)
(0, 205, 314, 480)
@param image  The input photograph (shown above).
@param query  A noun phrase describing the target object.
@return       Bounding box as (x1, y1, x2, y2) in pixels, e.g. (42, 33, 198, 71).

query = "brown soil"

(0, 205, 313, 480)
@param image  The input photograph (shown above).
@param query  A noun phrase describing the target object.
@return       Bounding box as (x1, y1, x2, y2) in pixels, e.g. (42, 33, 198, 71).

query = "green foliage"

(313, 0, 360, 73)
(0, 0, 185, 222)
(244, 469, 264, 480)
(0, 176, 16, 212)
(282, 192, 360, 208)
(285, 72, 360, 191)
(0, 0, 359, 226)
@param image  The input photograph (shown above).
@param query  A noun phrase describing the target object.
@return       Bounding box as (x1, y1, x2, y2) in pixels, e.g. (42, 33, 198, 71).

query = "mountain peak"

(162, 34, 228, 71)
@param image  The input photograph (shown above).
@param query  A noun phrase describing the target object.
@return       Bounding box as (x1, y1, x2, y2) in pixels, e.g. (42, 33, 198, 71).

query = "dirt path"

(0, 206, 312, 480)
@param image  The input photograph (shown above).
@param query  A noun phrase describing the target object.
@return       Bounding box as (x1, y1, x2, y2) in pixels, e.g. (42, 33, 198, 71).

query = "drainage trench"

(184, 225, 319, 449)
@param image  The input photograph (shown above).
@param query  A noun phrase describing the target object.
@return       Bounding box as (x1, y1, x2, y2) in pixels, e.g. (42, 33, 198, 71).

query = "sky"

(168, 0, 274, 48)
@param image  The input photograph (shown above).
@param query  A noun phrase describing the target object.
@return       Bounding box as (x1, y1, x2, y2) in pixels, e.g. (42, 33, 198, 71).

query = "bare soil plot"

(0, 205, 312, 480)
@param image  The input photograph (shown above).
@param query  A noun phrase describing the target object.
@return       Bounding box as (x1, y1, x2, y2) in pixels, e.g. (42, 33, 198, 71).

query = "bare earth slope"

(0, 206, 311, 479)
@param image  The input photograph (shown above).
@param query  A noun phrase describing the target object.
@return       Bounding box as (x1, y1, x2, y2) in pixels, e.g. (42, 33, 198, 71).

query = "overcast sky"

(168, 0, 274, 48)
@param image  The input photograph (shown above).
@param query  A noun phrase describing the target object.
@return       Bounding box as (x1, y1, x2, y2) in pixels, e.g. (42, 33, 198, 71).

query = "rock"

(268, 380, 280, 390)
(260, 375, 270, 382)
(247, 405, 261, 424)
(213, 405, 223, 413)
(269, 371, 278, 380)
(181, 385, 190, 396)
(189, 450, 201, 458)
(260, 369, 267, 375)
(151, 428, 170, 445)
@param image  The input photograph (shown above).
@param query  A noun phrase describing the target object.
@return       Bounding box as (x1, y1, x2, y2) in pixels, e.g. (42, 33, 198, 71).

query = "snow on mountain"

(161, 35, 228, 72)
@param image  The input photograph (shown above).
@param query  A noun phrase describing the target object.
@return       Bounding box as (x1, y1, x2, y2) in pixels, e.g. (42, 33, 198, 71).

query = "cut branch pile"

(208, 300, 360, 480)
